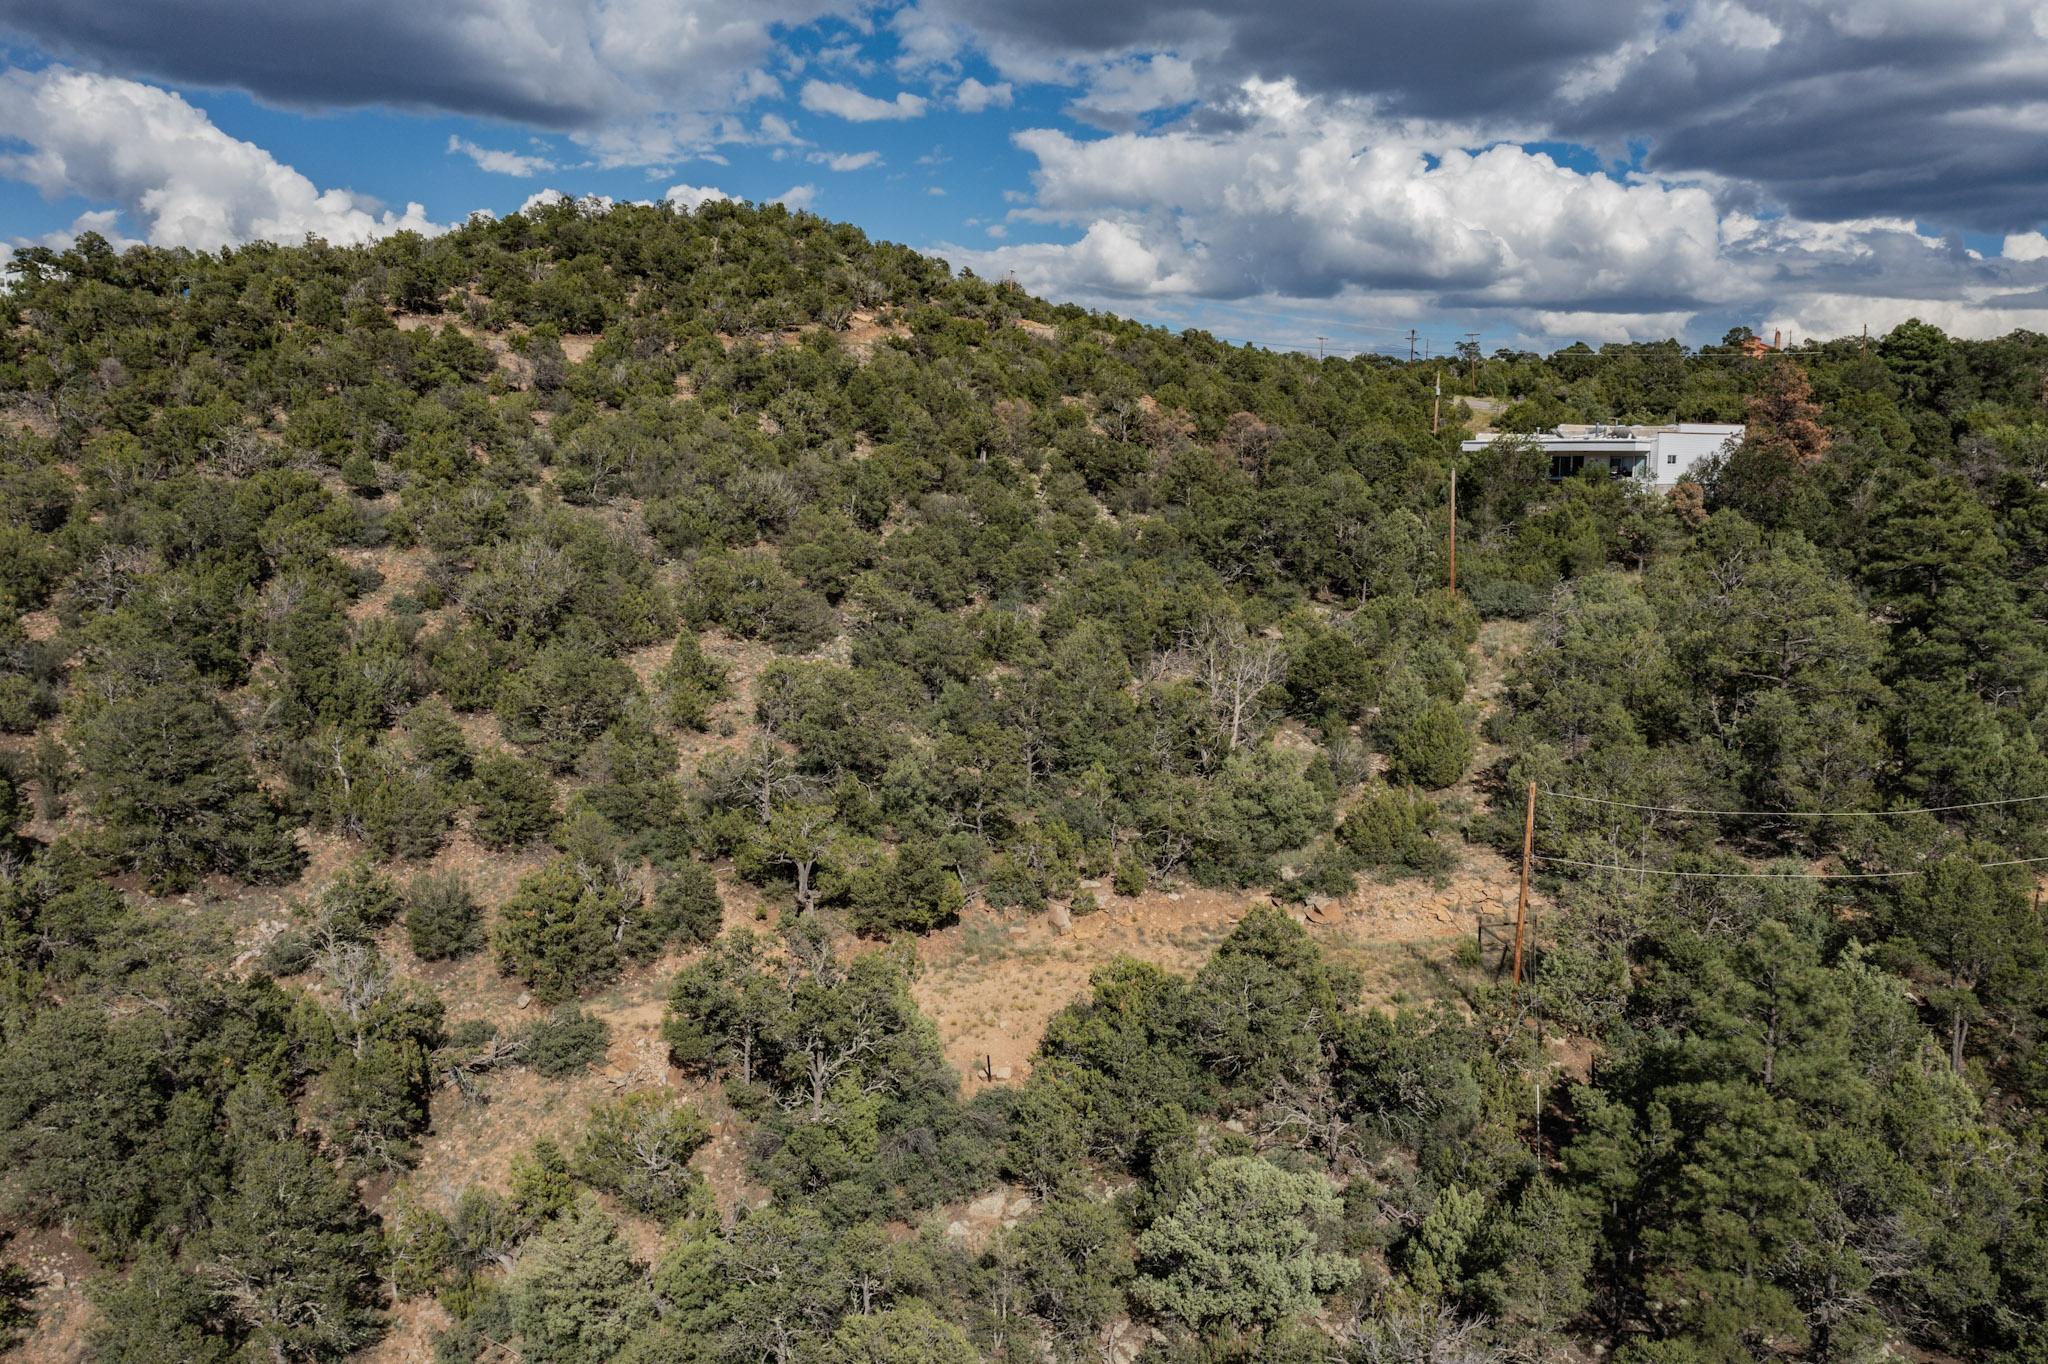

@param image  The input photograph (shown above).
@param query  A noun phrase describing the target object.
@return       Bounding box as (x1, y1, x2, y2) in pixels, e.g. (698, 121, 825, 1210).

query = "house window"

(1666, 453, 1676, 465)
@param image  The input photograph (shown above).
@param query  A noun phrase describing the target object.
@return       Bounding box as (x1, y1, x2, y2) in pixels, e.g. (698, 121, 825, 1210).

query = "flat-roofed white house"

(1460, 422, 1744, 489)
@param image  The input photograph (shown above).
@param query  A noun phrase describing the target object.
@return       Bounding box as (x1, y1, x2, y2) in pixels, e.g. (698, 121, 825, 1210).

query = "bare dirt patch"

(389, 309, 537, 391)
(8, 1227, 92, 1364)
(842, 309, 910, 359)
(337, 545, 433, 622)
(1459, 395, 1508, 430)
(711, 310, 907, 362)
(912, 869, 1504, 1094)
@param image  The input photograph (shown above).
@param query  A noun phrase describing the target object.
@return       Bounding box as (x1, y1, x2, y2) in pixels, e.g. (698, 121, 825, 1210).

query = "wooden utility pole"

(1431, 367, 1442, 434)
(1447, 466, 1457, 595)
(1512, 780, 1535, 984)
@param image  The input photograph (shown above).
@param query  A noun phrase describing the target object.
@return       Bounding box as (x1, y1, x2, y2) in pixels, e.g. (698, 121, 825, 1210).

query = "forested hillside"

(2, 198, 2047, 1363)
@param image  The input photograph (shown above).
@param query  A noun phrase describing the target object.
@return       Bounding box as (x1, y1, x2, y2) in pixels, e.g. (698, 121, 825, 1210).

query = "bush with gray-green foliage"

(195, 1132, 386, 1361)
(1378, 676, 1474, 791)
(492, 860, 629, 1003)
(505, 1201, 651, 1364)
(496, 645, 640, 773)
(522, 1007, 610, 1078)
(316, 860, 406, 943)
(572, 1090, 711, 1220)
(470, 751, 560, 851)
(641, 860, 723, 955)
(383, 1187, 455, 1302)
(405, 699, 474, 782)
(1338, 784, 1449, 872)
(68, 666, 302, 893)
(0, 1252, 34, 1353)
(826, 1304, 981, 1364)
(406, 873, 482, 961)
(1132, 1155, 1357, 1333)
(655, 633, 729, 730)
(86, 1246, 232, 1364)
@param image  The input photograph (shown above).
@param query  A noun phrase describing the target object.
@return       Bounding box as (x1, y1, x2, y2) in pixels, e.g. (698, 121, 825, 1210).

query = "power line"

(1195, 306, 1424, 340)
(1537, 788, 2048, 819)
(1471, 348, 1832, 364)
(1535, 852, 2048, 881)
(1537, 855, 1919, 880)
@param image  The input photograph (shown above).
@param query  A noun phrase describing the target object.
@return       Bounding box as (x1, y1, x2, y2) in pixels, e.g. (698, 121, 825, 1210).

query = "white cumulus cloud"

(2004, 231, 2048, 262)
(0, 66, 440, 249)
(1067, 54, 1197, 129)
(953, 76, 1013, 112)
(663, 182, 734, 211)
(947, 77, 2048, 341)
(446, 135, 557, 177)
(0, 0, 860, 166)
(808, 149, 882, 171)
(519, 188, 615, 214)
(799, 79, 929, 121)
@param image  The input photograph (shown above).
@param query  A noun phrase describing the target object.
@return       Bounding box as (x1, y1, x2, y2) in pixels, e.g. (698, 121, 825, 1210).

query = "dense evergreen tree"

(69, 675, 301, 891)
(1132, 1155, 1356, 1334)
(492, 860, 631, 1002)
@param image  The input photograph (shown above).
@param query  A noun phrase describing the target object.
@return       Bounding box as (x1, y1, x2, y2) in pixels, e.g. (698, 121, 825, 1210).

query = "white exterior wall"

(1648, 425, 1743, 486)
(1460, 424, 1744, 490)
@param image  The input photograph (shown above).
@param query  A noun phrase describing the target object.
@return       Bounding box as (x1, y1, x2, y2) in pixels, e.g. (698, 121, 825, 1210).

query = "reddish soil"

(336, 546, 433, 622)
(7, 1227, 92, 1363)
(914, 858, 1516, 1094)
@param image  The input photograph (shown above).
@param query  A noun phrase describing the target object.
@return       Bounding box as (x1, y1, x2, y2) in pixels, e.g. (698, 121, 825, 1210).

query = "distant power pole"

(1406, 328, 1419, 364)
(1442, 367, 1455, 596)
(1315, 335, 1327, 361)
(1513, 781, 1536, 985)
(1447, 464, 1457, 596)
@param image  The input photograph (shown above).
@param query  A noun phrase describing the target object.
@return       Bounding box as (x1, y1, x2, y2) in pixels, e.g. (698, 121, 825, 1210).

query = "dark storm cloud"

(0, 0, 853, 133)
(1557, 4, 2048, 229)
(941, 0, 1647, 113)
(9, 0, 2044, 230)
(0, 0, 609, 124)
(926, 0, 2048, 231)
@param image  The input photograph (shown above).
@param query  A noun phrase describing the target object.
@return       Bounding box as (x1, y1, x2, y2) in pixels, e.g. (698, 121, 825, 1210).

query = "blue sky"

(1, 1, 2046, 352)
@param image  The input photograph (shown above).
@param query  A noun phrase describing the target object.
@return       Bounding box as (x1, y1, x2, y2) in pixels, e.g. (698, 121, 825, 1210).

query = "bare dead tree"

(437, 1032, 526, 1106)
(701, 737, 813, 826)
(1346, 1302, 1507, 1364)
(1180, 614, 1287, 750)
(317, 936, 394, 1059)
